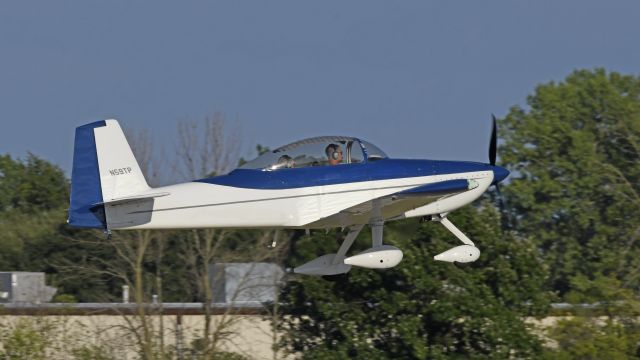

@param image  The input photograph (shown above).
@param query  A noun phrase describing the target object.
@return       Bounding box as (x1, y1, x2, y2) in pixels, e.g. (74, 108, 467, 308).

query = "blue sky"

(1, 1, 639, 175)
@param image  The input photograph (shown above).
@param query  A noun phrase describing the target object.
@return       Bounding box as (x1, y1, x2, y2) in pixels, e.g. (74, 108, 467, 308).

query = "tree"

(173, 111, 241, 180)
(0, 154, 113, 299)
(280, 203, 550, 359)
(500, 68, 640, 297)
(0, 153, 69, 214)
(542, 275, 640, 359)
(172, 113, 291, 359)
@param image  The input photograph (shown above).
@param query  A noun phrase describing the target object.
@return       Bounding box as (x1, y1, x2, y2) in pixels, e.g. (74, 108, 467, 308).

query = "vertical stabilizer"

(68, 119, 149, 229)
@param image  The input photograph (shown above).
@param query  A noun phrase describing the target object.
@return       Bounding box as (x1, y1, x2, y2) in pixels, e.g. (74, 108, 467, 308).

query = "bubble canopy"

(239, 136, 388, 171)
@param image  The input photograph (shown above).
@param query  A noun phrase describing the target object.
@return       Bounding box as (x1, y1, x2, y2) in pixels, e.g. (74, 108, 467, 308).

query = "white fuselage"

(106, 170, 494, 230)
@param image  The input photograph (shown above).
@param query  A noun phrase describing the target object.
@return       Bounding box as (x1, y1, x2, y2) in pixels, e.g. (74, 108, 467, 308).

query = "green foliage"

(0, 318, 120, 360)
(70, 345, 117, 360)
(0, 318, 53, 360)
(186, 338, 250, 360)
(0, 153, 125, 301)
(0, 154, 87, 294)
(542, 275, 640, 359)
(542, 317, 636, 360)
(52, 293, 78, 303)
(0, 153, 69, 214)
(500, 68, 640, 296)
(214, 352, 250, 360)
(0, 207, 119, 301)
(281, 204, 550, 359)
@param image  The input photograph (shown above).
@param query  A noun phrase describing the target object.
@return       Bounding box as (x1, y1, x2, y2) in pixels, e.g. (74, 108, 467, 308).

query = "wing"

(305, 179, 476, 228)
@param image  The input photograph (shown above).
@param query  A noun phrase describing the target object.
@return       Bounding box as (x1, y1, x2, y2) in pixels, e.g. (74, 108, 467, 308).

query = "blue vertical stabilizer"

(68, 121, 107, 229)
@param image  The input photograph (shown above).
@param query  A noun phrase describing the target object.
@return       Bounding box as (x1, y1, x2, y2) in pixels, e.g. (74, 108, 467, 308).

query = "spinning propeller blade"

(489, 114, 497, 166)
(487, 115, 511, 227)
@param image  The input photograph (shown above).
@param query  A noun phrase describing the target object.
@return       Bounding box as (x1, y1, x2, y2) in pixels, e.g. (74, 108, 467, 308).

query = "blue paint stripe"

(195, 159, 490, 189)
(68, 121, 107, 229)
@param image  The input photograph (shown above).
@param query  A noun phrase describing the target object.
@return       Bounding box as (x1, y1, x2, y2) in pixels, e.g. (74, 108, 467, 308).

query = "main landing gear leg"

(431, 214, 480, 263)
(333, 224, 364, 264)
(293, 200, 407, 275)
(343, 200, 404, 269)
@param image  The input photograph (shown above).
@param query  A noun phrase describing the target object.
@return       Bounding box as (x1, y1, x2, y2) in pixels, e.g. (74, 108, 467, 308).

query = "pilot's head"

(325, 144, 343, 165)
(277, 155, 294, 168)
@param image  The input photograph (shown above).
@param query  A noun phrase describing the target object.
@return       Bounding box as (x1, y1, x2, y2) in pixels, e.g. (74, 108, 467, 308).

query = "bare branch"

(173, 112, 242, 181)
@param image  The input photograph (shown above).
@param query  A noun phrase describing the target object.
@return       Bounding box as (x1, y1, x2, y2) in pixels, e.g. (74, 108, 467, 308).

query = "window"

(238, 136, 386, 171)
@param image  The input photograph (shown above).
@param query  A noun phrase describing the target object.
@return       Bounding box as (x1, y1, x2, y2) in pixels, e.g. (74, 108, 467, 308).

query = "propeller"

(488, 115, 510, 228)
(489, 114, 497, 166)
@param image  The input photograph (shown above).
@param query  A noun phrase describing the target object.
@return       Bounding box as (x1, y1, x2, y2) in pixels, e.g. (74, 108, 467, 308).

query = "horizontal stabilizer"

(95, 192, 170, 206)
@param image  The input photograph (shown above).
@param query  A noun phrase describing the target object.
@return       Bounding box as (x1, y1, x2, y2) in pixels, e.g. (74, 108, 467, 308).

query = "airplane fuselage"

(106, 159, 503, 230)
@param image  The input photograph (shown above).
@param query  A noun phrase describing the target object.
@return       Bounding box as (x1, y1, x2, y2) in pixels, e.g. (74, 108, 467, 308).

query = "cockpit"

(239, 136, 388, 171)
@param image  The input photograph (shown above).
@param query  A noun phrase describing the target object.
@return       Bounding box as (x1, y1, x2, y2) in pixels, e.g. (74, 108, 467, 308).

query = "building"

(0, 272, 57, 304)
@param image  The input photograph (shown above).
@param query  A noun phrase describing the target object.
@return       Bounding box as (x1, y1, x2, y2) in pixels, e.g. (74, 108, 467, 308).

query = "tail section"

(68, 119, 150, 229)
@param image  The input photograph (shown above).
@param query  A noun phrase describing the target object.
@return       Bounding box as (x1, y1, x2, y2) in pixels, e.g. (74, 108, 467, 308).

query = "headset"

(326, 144, 342, 160)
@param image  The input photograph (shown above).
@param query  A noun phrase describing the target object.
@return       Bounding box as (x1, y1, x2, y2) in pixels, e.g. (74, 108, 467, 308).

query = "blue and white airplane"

(68, 119, 509, 275)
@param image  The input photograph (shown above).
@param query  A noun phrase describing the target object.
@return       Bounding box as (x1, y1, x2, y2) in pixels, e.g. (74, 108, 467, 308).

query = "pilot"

(325, 144, 343, 165)
(277, 155, 295, 169)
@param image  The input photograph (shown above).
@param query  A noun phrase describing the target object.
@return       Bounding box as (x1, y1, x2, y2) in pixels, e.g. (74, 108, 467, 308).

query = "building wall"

(0, 314, 288, 360)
